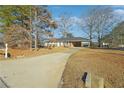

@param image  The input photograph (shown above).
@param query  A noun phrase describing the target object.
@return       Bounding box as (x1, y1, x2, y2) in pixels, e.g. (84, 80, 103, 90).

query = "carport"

(71, 41, 82, 47)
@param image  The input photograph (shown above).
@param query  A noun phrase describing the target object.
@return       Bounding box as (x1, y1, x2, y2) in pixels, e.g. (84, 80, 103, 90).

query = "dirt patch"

(62, 48, 124, 88)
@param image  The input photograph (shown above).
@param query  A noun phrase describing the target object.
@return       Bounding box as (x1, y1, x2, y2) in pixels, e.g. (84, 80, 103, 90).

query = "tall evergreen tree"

(0, 5, 57, 49)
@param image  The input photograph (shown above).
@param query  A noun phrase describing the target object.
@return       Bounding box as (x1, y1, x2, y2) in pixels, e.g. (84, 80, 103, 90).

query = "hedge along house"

(44, 37, 90, 47)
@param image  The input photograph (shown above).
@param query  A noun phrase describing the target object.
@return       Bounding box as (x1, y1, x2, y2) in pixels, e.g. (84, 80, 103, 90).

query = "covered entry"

(71, 41, 81, 47)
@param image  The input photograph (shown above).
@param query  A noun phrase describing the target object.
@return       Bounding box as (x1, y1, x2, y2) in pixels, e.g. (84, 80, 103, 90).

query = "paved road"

(0, 48, 79, 88)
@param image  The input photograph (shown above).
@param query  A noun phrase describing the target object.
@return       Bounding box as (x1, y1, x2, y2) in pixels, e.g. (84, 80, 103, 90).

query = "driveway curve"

(0, 48, 79, 88)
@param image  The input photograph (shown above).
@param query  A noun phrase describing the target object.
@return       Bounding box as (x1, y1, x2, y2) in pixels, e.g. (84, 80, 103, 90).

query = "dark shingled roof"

(57, 37, 89, 42)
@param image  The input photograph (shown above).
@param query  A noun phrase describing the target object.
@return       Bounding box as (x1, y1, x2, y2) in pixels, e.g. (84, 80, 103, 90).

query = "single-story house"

(44, 37, 90, 47)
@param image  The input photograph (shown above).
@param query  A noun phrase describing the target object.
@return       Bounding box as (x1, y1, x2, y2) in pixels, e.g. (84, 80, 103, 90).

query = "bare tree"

(80, 6, 116, 47)
(4, 25, 31, 49)
(93, 6, 115, 47)
(58, 13, 72, 38)
(80, 8, 96, 47)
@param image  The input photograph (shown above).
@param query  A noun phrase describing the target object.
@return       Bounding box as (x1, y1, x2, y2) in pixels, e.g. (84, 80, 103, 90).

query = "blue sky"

(48, 5, 93, 18)
(48, 5, 124, 38)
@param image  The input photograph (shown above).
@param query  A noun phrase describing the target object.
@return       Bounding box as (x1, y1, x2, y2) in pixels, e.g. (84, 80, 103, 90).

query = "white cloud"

(113, 9, 124, 21)
(114, 9, 124, 15)
(70, 16, 81, 23)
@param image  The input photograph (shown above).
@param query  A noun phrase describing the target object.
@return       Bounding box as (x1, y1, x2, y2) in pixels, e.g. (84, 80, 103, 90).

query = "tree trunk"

(29, 25, 32, 51)
(35, 31, 38, 50)
(97, 31, 101, 47)
(98, 36, 101, 47)
(89, 35, 92, 47)
(89, 28, 92, 47)
(34, 9, 38, 50)
(29, 6, 32, 51)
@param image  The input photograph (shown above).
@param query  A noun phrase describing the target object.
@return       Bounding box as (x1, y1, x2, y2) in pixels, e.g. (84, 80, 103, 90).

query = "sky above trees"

(48, 5, 124, 38)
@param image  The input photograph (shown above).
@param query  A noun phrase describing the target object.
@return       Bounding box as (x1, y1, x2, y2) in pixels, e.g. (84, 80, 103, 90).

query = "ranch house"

(44, 37, 90, 47)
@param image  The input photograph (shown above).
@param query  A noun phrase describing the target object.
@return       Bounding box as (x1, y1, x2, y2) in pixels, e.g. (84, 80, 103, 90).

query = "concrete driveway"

(0, 48, 79, 88)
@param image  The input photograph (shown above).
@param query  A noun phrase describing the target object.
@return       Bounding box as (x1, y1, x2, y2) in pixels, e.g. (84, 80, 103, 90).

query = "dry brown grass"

(0, 47, 69, 59)
(62, 48, 124, 88)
